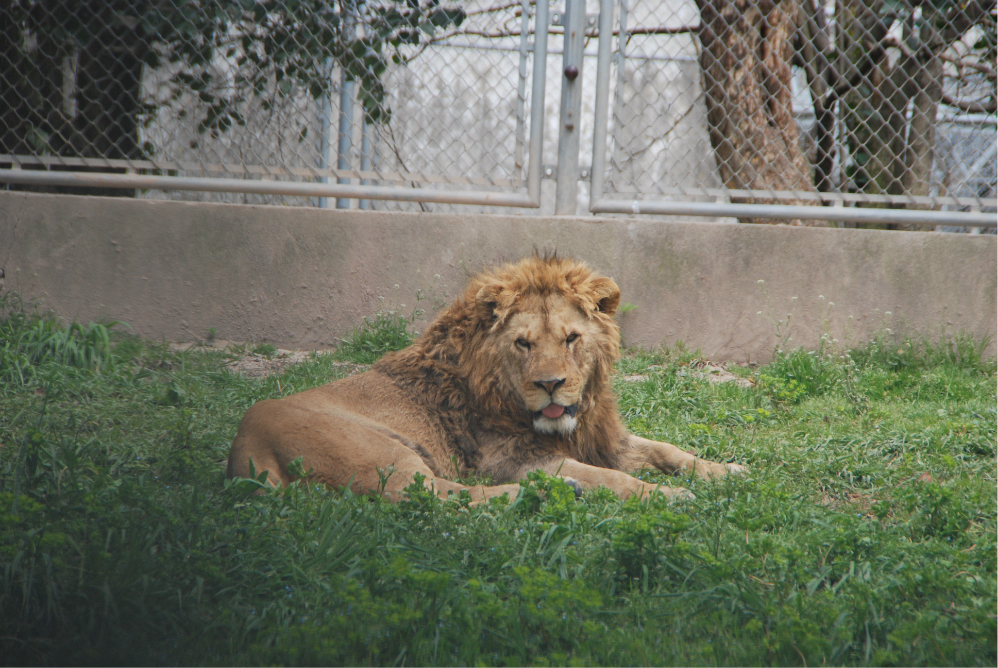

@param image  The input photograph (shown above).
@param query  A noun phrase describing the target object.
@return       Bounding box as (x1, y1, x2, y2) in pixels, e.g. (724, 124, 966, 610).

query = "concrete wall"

(1, 190, 994, 362)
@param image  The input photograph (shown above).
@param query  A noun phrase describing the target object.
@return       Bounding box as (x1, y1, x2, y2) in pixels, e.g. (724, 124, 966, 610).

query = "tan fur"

(227, 255, 745, 502)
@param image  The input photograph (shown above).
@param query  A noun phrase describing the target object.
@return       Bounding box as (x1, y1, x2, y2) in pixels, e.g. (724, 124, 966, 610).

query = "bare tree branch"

(605, 25, 699, 36)
(465, 1, 528, 18)
(423, 24, 700, 43)
(941, 93, 998, 113)
(939, 50, 997, 80)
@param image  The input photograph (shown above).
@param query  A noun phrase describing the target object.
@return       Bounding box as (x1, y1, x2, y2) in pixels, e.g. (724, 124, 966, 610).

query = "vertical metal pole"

(359, 114, 374, 210)
(317, 62, 333, 209)
(513, 0, 531, 179)
(609, 0, 627, 196)
(555, 0, 586, 214)
(589, 0, 615, 208)
(614, 0, 628, 102)
(526, 0, 548, 204)
(336, 3, 356, 209)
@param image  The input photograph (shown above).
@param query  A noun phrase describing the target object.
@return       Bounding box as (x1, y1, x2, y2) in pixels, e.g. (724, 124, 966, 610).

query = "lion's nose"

(534, 378, 566, 394)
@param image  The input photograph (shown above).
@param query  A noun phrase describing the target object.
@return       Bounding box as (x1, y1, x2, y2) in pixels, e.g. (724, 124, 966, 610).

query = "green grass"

(0, 302, 995, 666)
(332, 307, 420, 365)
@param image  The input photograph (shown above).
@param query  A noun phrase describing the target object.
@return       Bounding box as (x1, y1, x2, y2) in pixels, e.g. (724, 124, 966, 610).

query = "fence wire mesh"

(0, 0, 542, 211)
(599, 0, 997, 225)
(1, 0, 995, 223)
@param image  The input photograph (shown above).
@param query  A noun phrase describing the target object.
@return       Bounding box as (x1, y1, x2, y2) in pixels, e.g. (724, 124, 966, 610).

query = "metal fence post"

(610, 0, 628, 193)
(359, 116, 374, 210)
(589, 0, 614, 208)
(336, 3, 357, 210)
(513, 0, 531, 180)
(555, 0, 586, 215)
(335, 77, 356, 209)
(317, 65, 333, 209)
(526, 0, 549, 205)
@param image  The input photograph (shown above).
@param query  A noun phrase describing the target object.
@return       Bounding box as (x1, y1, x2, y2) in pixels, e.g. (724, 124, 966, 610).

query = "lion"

(227, 255, 745, 502)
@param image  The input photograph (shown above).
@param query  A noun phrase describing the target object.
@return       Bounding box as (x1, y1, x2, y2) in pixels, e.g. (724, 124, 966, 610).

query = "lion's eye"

(515, 338, 531, 350)
(566, 333, 579, 345)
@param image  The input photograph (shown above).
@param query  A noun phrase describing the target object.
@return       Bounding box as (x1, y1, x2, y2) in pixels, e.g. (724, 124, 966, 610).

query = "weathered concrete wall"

(1, 191, 994, 362)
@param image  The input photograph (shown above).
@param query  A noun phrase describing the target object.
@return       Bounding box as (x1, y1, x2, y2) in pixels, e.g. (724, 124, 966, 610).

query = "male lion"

(227, 255, 745, 501)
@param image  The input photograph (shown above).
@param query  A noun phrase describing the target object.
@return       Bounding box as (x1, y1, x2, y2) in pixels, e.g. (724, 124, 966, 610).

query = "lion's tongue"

(541, 404, 565, 419)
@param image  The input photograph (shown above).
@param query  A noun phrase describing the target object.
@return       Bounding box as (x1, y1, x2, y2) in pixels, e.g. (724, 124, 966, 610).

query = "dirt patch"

(689, 362, 755, 388)
(167, 342, 368, 379)
(226, 350, 313, 378)
(621, 361, 754, 388)
(225, 352, 370, 379)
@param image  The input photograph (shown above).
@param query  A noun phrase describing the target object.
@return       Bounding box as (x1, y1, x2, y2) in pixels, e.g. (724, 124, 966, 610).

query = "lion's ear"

(590, 277, 621, 315)
(475, 283, 504, 319)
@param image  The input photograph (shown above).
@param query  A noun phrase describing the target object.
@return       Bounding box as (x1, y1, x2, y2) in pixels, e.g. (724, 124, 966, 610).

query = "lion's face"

(471, 261, 621, 437)
(498, 293, 599, 435)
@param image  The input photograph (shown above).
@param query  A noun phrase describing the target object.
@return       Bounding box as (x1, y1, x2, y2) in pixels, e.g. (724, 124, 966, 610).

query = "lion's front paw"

(692, 460, 747, 480)
(669, 486, 695, 501)
(640, 482, 694, 501)
(561, 477, 584, 499)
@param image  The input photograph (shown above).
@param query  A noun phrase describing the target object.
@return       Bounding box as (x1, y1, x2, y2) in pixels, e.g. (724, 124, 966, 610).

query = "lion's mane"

(374, 255, 627, 479)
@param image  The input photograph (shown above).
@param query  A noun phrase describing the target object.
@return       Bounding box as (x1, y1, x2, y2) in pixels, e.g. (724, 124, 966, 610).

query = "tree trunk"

(894, 22, 943, 201)
(696, 0, 825, 225)
(798, 0, 834, 192)
(0, 1, 67, 158)
(878, 15, 943, 230)
(0, 1, 144, 197)
(62, 6, 145, 197)
(837, 0, 907, 199)
(0, 1, 26, 157)
(75, 16, 143, 161)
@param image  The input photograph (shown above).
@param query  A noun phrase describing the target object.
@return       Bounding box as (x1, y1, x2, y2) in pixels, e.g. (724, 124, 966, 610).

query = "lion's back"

(307, 370, 454, 449)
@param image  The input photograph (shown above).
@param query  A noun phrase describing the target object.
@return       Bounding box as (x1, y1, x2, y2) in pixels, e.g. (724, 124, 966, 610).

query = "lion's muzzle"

(541, 404, 565, 419)
(534, 377, 567, 394)
(534, 402, 578, 419)
(532, 402, 579, 436)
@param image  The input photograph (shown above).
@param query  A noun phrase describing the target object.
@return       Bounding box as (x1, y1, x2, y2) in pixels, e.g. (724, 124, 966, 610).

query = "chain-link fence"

(1, 1, 995, 226)
(589, 0, 997, 227)
(0, 0, 549, 212)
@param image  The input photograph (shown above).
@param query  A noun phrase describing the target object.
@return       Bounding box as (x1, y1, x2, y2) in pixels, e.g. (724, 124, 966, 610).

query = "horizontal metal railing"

(589, 199, 996, 227)
(0, 154, 527, 188)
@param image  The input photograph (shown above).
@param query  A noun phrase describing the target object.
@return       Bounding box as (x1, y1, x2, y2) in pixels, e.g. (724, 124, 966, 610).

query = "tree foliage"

(0, 0, 466, 161)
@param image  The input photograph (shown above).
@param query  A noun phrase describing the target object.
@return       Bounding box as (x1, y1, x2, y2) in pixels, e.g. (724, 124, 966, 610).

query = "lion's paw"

(562, 477, 584, 499)
(694, 460, 747, 480)
(647, 484, 694, 501)
(671, 486, 695, 501)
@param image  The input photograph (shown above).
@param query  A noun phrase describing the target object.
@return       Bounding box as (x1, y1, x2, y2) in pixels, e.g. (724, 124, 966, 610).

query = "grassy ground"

(1, 294, 995, 666)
